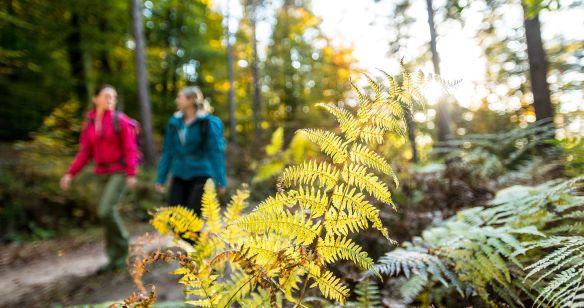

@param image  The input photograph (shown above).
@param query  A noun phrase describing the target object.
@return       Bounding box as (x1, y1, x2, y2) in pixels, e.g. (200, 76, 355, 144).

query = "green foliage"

(142, 70, 435, 306)
(252, 126, 318, 183)
(374, 175, 584, 306)
(434, 120, 555, 180)
(549, 136, 584, 177)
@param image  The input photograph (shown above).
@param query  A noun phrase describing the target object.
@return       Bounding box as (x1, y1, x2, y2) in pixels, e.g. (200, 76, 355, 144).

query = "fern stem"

(295, 273, 312, 308)
(222, 275, 256, 308)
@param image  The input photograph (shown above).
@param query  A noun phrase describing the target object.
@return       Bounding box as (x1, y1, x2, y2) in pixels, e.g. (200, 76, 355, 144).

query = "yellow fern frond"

(241, 236, 293, 267)
(298, 129, 348, 164)
(225, 186, 250, 224)
(151, 206, 204, 243)
(235, 210, 322, 245)
(192, 234, 227, 262)
(280, 160, 340, 191)
(239, 288, 276, 308)
(316, 103, 361, 141)
(351, 79, 371, 109)
(317, 235, 374, 270)
(342, 164, 394, 206)
(359, 125, 386, 145)
(415, 70, 425, 87)
(364, 73, 384, 103)
(253, 193, 295, 214)
(331, 185, 390, 238)
(307, 263, 350, 303)
(350, 143, 398, 187)
(324, 207, 369, 237)
(288, 186, 329, 218)
(201, 180, 222, 234)
(217, 272, 256, 308)
(400, 59, 413, 91)
(366, 106, 406, 136)
(280, 267, 305, 303)
(181, 268, 222, 307)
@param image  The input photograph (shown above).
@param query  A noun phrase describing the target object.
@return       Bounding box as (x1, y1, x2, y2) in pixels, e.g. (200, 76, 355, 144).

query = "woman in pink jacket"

(60, 84, 139, 273)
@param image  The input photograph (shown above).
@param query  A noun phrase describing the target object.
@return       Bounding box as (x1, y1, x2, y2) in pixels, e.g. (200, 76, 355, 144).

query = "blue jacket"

(156, 112, 227, 187)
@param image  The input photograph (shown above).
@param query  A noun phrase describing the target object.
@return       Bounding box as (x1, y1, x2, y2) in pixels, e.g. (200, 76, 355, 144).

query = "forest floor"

(0, 223, 186, 308)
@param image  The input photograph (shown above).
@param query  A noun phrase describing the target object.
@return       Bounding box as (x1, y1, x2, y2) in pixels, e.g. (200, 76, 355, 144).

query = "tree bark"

(523, 11, 554, 122)
(251, 0, 262, 141)
(225, 1, 237, 143)
(425, 0, 452, 142)
(131, 0, 156, 167)
(67, 11, 88, 103)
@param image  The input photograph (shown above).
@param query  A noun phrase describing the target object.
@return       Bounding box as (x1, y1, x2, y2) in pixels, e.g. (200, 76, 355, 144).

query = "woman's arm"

(156, 122, 175, 185)
(120, 117, 139, 177)
(206, 117, 227, 188)
(66, 124, 93, 177)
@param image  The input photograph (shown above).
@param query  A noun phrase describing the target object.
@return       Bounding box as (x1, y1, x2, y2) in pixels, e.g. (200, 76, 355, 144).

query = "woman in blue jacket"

(155, 86, 227, 214)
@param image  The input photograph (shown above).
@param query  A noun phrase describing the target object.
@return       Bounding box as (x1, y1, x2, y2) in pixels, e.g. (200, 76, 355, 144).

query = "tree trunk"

(251, 0, 262, 141)
(425, 0, 452, 142)
(405, 107, 419, 163)
(131, 0, 156, 167)
(523, 11, 554, 122)
(226, 0, 237, 143)
(67, 11, 88, 103)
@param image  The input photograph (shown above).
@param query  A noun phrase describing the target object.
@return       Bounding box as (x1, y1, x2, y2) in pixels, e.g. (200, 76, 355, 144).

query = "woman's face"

(175, 91, 193, 111)
(93, 87, 117, 111)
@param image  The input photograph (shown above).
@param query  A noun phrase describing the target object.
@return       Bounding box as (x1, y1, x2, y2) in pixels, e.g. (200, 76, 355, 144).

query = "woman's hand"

(218, 187, 227, 195)
(155, 184, 166, 193)
(60, 174, 72, 191)
(126, 176, 138, 190)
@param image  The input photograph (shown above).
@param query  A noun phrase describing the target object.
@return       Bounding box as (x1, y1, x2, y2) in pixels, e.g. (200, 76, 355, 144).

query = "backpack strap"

(113, 111, 126, 166)
(113, 111, 121, 134)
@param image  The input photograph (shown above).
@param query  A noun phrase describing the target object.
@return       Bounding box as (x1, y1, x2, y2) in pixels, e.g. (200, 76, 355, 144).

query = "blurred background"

(0, 0, 582, 306)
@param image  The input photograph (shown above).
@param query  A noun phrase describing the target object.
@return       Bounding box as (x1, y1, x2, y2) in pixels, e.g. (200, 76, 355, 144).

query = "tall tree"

(225, 0, 237, 143)
(250, 0, 262, 140)
(425, 0, 452, 142)
(131, 0, 156, 167)
(522, 4, 554, 122)
(265, 0, 355, 134)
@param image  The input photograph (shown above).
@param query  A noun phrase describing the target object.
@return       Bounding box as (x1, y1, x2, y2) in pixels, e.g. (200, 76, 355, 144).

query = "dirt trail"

(0, 235, 184, 308)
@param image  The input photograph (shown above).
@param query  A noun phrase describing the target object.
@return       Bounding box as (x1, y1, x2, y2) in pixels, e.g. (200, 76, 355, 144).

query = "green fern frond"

(201, 180, 222, 234)
(399, 275, 427, 304)
(151, 206, 204, 243)
(298, 128, 349, 164)
(350, 142, 398, 187)
(353, 279, 382, 308)
(280, 160, 340, 191)
(316, 235, 374, 270)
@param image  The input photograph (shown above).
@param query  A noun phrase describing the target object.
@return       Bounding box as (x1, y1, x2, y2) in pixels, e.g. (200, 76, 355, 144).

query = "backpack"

(112, 111, 143, 164)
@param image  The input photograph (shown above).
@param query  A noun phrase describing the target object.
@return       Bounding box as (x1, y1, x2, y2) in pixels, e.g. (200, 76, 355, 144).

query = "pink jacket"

(67, 110, 139, 177)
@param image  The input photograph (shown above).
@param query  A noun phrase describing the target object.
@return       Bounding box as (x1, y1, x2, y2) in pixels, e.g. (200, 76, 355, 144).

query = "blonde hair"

(181, 86, 212, 113)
